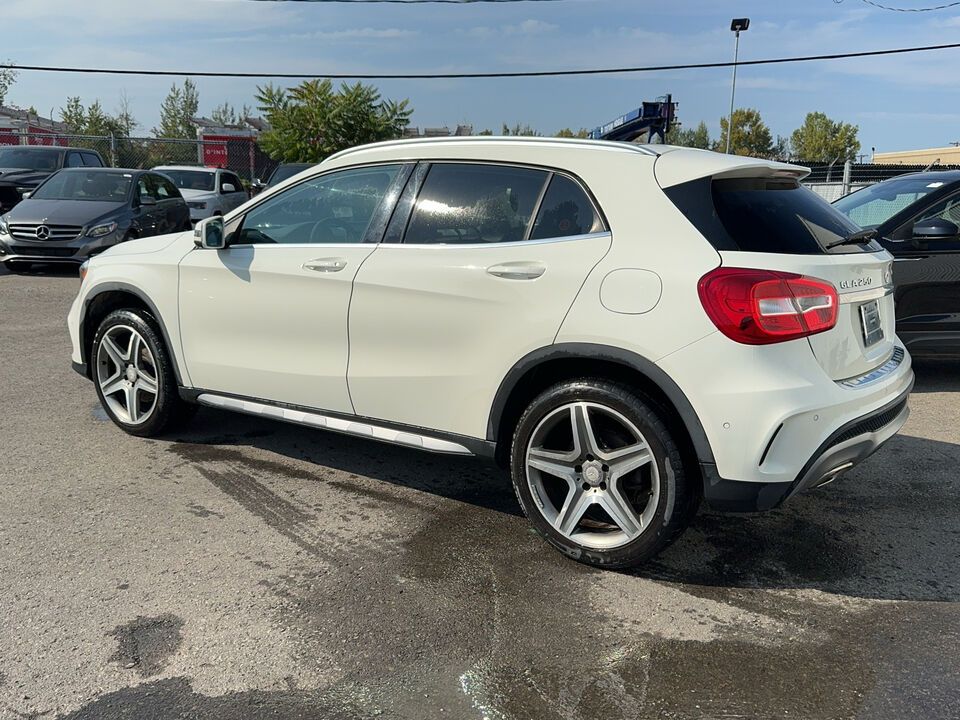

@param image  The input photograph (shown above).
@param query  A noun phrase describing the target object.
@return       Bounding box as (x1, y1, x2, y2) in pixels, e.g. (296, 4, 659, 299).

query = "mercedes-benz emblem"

(35, 225, 51, 240)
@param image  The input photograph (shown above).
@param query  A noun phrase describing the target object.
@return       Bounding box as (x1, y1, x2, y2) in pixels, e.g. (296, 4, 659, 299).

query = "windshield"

(32, 171, 132, 202)
(833, 176, 949, 229)
(158, 169, 215, 192)
(0, 147, 62, 171)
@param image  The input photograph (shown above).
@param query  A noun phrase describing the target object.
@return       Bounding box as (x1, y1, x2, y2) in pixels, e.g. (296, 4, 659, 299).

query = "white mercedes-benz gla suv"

(68, 137, 914, 567)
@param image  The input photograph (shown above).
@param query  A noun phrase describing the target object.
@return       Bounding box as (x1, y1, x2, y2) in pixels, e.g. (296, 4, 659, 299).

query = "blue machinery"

(590, 95, 676, 143)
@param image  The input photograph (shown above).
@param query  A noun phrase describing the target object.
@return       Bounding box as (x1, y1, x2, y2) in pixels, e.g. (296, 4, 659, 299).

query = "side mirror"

(194, 215, 225, 249)
(20, 191, 31, 199)
(912, 217, 958, 248)
(222, 183, 236, 193)
(139, 195, 157, 207)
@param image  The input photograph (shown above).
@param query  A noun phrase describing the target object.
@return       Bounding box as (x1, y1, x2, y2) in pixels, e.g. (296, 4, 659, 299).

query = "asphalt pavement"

(1, 263, 958, 720)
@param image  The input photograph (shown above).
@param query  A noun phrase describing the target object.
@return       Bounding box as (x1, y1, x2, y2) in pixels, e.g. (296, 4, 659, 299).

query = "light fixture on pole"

(726, 18, 750, 154)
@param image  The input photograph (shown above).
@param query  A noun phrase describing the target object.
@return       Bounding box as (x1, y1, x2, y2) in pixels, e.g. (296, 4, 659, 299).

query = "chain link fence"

(4, 132, 281, 188)
(802, 160, 960, 202)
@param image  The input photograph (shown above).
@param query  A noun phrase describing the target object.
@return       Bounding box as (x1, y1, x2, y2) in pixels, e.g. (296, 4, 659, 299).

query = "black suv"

(0, 146, 106, 214)
(833, 171, 960, 357)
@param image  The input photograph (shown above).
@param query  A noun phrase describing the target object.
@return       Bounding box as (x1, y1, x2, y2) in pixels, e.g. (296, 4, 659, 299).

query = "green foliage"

(255, 79, 412, 162)
(58, 96, 143, 166)
(211, 101, 253, 127)
(0, 61, 17, 106)
(790, 112, 860, 162)
(154, 79, 200, 139)
(477, 129, 494, 136)
(670, 121, 711, 149)
(715, 108, 774, 157)
(555, 128, 590, 139)
(499, 123, 541, 137)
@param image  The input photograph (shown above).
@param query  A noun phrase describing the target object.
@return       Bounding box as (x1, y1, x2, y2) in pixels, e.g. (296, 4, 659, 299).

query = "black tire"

(91, 309, 194, 437)
(509, 379, 699, 569)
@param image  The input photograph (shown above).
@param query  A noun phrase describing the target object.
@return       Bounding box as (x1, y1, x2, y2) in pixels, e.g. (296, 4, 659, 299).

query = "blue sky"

(4, 0, 960, 154)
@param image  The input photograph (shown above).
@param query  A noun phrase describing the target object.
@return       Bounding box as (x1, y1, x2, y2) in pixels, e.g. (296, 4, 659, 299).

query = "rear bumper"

(702, 380, 913, 512)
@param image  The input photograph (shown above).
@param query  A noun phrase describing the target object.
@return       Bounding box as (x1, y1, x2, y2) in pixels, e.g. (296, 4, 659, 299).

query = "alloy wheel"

(95, 324, 159, 425)
(525, 401, 660, 550)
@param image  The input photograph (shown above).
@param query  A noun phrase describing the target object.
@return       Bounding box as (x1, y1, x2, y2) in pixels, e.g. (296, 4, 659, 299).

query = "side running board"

(195, 393, 474, 455)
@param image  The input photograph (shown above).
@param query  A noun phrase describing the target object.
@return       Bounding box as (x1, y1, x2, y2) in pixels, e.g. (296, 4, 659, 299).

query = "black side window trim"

(394, 161, 608, 246)
(382, 161, 430, 244)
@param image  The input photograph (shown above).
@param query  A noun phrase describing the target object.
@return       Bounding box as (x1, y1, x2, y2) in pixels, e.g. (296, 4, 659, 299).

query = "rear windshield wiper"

(825, 228, 878, 249)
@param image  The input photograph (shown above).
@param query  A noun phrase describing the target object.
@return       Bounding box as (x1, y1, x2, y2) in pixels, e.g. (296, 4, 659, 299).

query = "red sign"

(201, 134, 231, 167)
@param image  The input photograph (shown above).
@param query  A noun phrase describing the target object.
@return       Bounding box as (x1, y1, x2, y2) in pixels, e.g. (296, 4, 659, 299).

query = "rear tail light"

(698, 267, 838, 345)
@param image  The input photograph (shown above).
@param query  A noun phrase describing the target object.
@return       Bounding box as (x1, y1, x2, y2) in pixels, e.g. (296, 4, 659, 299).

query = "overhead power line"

(858, 0, 960, 10)
(2, 42, 959, 80)
(247, 0, 563, 3)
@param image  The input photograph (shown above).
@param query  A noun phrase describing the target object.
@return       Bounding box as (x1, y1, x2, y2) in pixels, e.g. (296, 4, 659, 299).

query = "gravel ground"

(1, 263, 957, 720)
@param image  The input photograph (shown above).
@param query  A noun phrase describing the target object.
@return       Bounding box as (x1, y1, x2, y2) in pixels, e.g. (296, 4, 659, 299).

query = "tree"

(790, 111, 860, 162)
(555, 128, 590, 138)
(211, 101, 253, 127)
(715, 108, 773, 157)
(59, 96, 141, 166)
(154, 78, 199, 139)
(0, 61, 17, 106)
(255, 79, 411, 162)
(499, 123, 541, 137)
(670, 121, 711, 149)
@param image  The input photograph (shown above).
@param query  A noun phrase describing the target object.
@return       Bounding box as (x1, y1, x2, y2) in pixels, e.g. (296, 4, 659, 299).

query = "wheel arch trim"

(487, 343, 715, 466)
(79, 281, 185, 386)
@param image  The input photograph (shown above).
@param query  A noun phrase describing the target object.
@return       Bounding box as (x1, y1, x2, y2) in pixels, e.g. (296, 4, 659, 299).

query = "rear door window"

(530, 174, 604, 240)
(403, 163, 548, 245)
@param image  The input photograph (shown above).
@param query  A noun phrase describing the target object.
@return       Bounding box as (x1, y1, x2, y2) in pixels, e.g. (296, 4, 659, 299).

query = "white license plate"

(860, 299, 884, 347)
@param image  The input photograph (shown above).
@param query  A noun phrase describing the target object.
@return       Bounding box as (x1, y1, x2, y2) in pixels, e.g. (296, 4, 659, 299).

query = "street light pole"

(726, 18, 750, 154)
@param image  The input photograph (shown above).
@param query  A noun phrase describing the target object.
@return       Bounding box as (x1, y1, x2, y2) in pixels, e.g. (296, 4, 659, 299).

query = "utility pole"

(726, 18, 750, 154)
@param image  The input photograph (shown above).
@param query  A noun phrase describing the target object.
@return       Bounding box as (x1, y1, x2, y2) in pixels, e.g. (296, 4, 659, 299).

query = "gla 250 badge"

(838, 276, 873, 290)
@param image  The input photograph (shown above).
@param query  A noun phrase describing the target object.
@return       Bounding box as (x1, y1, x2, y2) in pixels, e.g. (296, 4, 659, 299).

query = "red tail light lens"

(698, 268, 838, 345)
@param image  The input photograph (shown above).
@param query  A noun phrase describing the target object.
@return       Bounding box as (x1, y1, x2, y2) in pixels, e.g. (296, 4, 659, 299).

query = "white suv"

(152, 165, 247, 223)
(69, 138, 914, 567)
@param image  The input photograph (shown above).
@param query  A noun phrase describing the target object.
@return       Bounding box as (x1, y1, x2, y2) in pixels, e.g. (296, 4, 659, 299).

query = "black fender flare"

(486, 343, 715, 466)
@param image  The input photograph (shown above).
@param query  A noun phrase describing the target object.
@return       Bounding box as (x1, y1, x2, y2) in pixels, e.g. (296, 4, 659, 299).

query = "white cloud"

(502, 19, 559, 36)
(313, 27, 419, 41)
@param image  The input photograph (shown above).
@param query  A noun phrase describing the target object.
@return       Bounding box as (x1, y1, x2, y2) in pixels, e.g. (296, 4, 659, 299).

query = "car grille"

(9, 223, 83, 241)
(10, 245, 78, 257)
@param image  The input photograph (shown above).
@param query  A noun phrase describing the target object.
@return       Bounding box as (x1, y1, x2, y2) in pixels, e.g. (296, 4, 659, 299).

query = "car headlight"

(0, 216, 8, 236)
(86, 221, 118, 238)
(187, 201, 208, 210)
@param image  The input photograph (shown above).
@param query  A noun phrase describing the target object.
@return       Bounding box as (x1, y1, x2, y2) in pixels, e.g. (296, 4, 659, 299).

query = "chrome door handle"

(486, 262, 546, 280)
(303, 258, 347, 272)
(893, 257, 924, 262)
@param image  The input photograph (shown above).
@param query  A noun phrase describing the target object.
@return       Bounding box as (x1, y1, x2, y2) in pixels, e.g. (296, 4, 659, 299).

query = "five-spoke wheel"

(511, 380, 698, 568)
(91, 309, 194, 436)
(96, 324, 159, 425)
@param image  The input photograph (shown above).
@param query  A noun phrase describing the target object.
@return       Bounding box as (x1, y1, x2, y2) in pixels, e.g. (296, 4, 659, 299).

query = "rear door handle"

(486, 262, 546, 280)
(303, 258, 347, 273)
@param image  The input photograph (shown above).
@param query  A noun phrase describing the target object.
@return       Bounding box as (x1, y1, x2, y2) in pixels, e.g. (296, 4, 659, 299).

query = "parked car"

(68, 138, 914, 568)
(832, 171, 960, 356)
(250, 163, 314, 196)
(153, 165, 247, 223)
(0, 145, 105, 214)
(0, 168, 190, 271)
